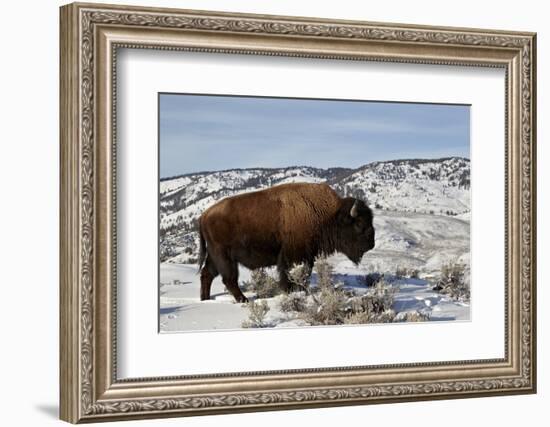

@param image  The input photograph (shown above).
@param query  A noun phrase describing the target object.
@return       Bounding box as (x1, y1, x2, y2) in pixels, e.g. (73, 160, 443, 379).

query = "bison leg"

(200, 256, 218, 301)
(223, 278, 248, 304)
(277, 254, 292, 293)
(217, 258, 248, 303)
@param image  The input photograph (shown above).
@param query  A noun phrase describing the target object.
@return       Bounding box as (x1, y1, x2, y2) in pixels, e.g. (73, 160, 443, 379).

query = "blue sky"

(159, 93, 470, 178)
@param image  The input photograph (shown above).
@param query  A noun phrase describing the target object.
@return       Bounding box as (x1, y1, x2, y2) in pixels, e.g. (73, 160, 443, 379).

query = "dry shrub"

(301, 286, 349, 325)
(242, 268, 280, 298)
(287, 263, 311, 293)
(394, 310, 431, 322)
(279, 292, 307, 313)
(342, 280, 398, 324)
(395, 266, 409, 277)
(314, 255, 334, 290)
(297, 256, 349, 325)
(344, 309, 396, 325)
(365, 279, 397, 313)
(435, 262, 469, 302)
(269, 256, 429, 327)
(241, 300, 270, 328)
(300, 257, 399, 326)
(395, 266, 420, 279)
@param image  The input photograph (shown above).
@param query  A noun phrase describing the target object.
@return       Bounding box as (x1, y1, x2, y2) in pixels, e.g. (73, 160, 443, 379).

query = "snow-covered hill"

(333, 157, 470, 215)
(159, 157, 470, 264)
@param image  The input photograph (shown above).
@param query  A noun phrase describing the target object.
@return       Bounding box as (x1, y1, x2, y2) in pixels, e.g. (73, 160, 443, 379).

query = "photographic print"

(159, 94, 471, 332)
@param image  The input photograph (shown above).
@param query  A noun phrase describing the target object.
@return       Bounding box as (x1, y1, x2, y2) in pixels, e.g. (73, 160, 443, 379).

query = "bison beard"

(197, 182, 375, 303)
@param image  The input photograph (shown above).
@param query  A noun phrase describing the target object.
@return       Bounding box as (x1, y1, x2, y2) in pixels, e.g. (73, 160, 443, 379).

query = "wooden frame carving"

(60, 2, 536, 423)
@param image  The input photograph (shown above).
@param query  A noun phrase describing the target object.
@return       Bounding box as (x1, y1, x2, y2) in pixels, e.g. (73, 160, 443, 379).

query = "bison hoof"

(237, 296, 249, 303)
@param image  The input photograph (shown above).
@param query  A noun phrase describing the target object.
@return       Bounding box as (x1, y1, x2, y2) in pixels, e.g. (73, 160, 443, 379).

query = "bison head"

(335, 198, 375, 264)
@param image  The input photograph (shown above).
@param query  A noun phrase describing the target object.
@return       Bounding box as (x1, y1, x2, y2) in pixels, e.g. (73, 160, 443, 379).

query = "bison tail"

(197, 222, 207, 273)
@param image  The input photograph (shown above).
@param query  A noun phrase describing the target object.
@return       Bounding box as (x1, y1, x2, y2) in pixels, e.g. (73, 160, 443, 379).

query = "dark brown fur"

(198, 182, 375, 302)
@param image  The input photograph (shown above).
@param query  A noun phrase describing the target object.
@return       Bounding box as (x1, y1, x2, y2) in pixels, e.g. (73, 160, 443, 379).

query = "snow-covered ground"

(160, 209, 470, 332)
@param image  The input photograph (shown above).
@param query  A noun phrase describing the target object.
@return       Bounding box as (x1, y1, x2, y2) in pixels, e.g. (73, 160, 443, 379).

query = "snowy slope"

(160, 259, 469, 332)
(333, 157, 470, 215)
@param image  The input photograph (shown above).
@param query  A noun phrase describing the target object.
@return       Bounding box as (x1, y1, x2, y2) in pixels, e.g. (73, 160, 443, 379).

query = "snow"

(335, 158, 470, 216)
(160, 261, 470, 332)
(159, 264, 252, 332)
(391, 278, 469, 321)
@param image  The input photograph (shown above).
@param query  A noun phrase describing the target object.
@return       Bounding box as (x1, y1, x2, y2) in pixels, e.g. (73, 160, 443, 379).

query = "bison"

(198, 182, 375, 302)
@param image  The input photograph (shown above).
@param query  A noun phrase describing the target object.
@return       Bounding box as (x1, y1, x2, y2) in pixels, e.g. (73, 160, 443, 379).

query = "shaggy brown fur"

(198, 182, 375, 302)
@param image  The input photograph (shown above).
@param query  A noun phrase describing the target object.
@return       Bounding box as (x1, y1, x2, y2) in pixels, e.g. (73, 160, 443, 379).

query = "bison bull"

(198, 182, 375, 302)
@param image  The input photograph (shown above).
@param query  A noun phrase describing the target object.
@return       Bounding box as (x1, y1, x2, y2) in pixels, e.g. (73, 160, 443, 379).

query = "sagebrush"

(243, 256, 432, 328)
(297, 256, 402, 326)
(287, 262, 311, 293)
(241, 299, 270, 328)
(434, 261, 469, 302)
(395, 266, 420, 279)
(279, 292, 307, 313)
(314, 256, 333, 290)
(242, 268, 280, 298)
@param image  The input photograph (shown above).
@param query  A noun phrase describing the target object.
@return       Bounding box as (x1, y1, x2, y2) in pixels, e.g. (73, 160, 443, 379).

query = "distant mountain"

(159, 157, 470, 263)
(333, 157, 470, 215)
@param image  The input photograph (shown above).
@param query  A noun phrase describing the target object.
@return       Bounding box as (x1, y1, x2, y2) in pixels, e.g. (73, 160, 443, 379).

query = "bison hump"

(276, 183, 340, 235)
(201, 183, 341, 246)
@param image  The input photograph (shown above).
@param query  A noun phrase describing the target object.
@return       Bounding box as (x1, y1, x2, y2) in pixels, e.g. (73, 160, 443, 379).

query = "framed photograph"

(158, 93, 472, 332)
(60, 2, 537, 423)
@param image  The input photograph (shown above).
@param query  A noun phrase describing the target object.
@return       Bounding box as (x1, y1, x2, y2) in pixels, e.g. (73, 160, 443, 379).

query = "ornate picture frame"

(59, 2, 536, 423)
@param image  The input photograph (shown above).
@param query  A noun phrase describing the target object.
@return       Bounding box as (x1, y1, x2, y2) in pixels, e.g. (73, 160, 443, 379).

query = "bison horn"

(350, 200, 359, 218)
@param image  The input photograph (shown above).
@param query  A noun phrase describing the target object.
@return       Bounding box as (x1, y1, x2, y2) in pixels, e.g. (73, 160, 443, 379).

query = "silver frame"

(60, 2, 536, 423)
